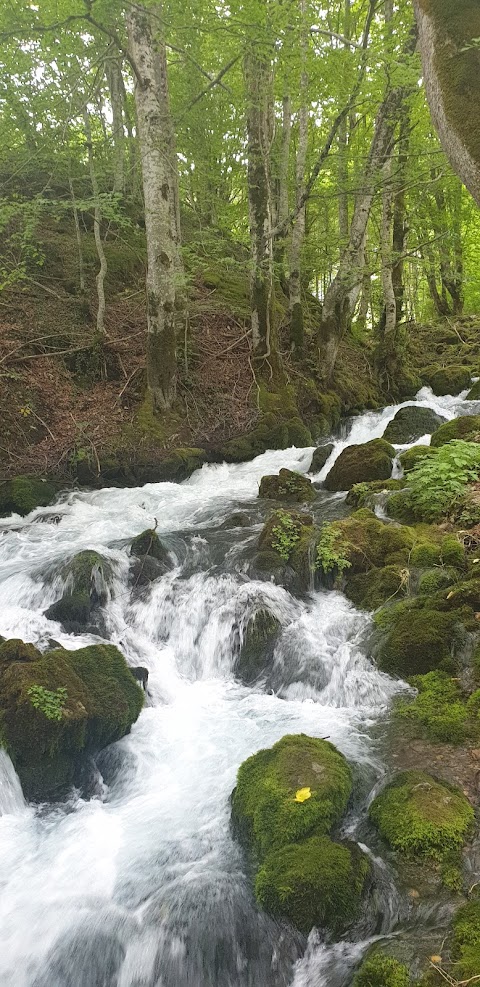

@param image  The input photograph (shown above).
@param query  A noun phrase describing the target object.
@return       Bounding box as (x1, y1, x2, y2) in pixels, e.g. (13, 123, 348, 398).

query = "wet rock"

(221, 512, 251, 529)
(430, 414, 480, 447)
(324, 439, 395, 491)
(130, 665, 149, 690)
(235, 609, 281, 684)
(251, 510, 316, 595)
(398, 445, 433, 473)
(0, 638, 144, 800)
(128, 528, 172, 587)
(0, 476, 59, 518)
(372, 603, 466, 677)
(44, 550, 113, 633)
(467, 379, 480, 400)
(310, 444, 334, 473)
(383, 406, 447, 444)
(421, 364, 471, 396)
(258, 469, 315, 504)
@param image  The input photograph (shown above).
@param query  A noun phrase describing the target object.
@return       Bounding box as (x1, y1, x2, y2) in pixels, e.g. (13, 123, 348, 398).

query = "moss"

(385, 490, 416, 523)
(0, 639, 40, 664)
(285, 417, 313, 447)
(418, 567, 459, 594)
(0, 476, 58, 518)
(254, 510, 316, 592)
(255, 836, 370, 935)
(345, 566, 405, 611)
(235, 609, 281, 684)
(45, 550, 112, 631)
(319, 510, 415, 578)
(310, 444, 334, 473)
(346, 479, 404, 509)
(324, 439, 395, 491)
(397, 671, 472, 744)
(451, 901, 480, 981)
(130, 529, 169, 563)
(259, 468, 315, 503)
(383, 407, 447, 445)
(467, 380, 480, 400)
(410, 535, 465, 569)
(421, 365, 471, 397)
(373, 605, 464, 677)
(430, 415, 480, 448)
(353, 953, 410, 987)
(398, 446, 434, 473)
(369, 771, 474, 861)
(0, 639, 144, 800)
(231, 734, 352, 860)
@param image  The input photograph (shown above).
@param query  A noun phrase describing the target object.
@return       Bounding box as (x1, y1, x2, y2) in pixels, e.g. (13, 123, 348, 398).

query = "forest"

(1, 2, 480, 987)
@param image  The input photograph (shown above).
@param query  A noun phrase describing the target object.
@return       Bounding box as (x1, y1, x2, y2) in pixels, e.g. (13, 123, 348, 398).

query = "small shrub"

(271, 510, 302, 561)
(407, 441, 480, 521)
(316, 523, 352, 575)
(27, 684, 68, 721)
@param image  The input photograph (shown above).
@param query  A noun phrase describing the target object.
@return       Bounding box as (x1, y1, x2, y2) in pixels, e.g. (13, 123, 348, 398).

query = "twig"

(29, 409, 56, 443)
(221, 327, 252, 355)
(115, 366, 141, 405)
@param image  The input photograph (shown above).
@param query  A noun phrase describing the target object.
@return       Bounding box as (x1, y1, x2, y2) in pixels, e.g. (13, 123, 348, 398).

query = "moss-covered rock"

(324, 440, 395, 491)
(231, 734, 352, 859)
(255, 835, 370, 936)
(466, 379, 480, 400)
(235, 609, 281, 684)
(346, 479, 404, 509)
(373, 603, 465, 677)
(0, 476, 58, 518)
(0, 638, 144, 800)
(410, 535, 465, 569)
(221, 415, 313, 464)
(353, 952, 410, 987)
(129, 528, 172, 587)
(310, 444, 334, 473)
(259, 469, 315, 503)
(418, 567, 459, 594)
(451, 901, 480, 981)
(430, 415, 480, 448)
(383, 406, 447, 444)
(345, 566, 405, 611)
(253, 510, 316, 594)
(421, 365, 471, 396)
(396, 671, 472, 744)
(317, 510, 415, 581)
(398, 445, 434, 473)
(369, 771, 474, 861)
(44, 550, 113, 633)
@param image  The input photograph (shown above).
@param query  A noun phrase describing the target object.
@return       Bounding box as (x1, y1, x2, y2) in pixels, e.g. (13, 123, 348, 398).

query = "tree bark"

(414, 0, 480, 207)
(105, 53, 125, 195)
(287, 0, 309, 357)
(127, 3, 184, 411)
(83, 109, 107, 336)
(337, 0, 351, 247)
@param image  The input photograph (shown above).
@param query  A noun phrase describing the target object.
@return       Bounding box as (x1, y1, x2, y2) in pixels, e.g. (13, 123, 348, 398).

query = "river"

(0, 387, 475, 987)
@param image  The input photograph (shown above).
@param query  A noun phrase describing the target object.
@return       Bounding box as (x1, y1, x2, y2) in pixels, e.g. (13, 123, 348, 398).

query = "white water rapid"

(0, 387, 477, 987)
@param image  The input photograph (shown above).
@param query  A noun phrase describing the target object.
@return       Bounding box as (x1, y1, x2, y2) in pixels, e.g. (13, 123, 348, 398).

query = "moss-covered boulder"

(396, 671, 472, 744)
(0, 476, 58, 518)
(0, 638, 144, 800)
(467, 380, 480, 400)
(421, 365, 471, 396)
(369, 771, 474, 861)
(324, 440, 395, 491)
(451, 901, 480, 981)
(252, 509, 316, 594)
(345, 566, 405, 611)
(258, 469, 315, 503)
(353, 952, 410, 987)
(235, 609, 281, 685)
(383, 406, 447, 444)
(346, 479, 404, 509)
(430, 414, 480, 447)
(231, 734, 352, 859)
(44, 550, 113, 633)
(255, 835, 370, 936)
(317, 510, 414, 581)
(373, 604, 464, 677)
(221, 415, 313, 464)
(398, 445, 434, 473)
(129, 528, 172, 587)
(310, 444, 334, 473)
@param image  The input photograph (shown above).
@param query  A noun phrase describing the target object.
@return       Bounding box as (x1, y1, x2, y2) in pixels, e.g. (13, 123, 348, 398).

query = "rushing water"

(0, 387, 477, 987)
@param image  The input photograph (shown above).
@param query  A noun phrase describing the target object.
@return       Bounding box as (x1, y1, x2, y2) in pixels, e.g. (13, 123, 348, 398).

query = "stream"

(0, 387, 477, 987)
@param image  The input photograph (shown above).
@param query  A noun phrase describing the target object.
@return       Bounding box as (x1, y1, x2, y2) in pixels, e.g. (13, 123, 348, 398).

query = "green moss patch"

(255, 835, 370, 936)
(324, 440, 395, 492)
(353, 952, 410, 987)
(398, 446, 434, 473)
(345, 566, 405, 611)
(369, 770, 474, 861)
(430, 415, 480, 448)
(317, 510, 414, 580)
(397, 671, 472, 744)
(0, 476, 58, 518)
(421, 366, 471, 397)
(373, 604, 464, 677)
(259, 468, 315, 503)
(45, 550, 113, 632)
(451, 901, 480, 981)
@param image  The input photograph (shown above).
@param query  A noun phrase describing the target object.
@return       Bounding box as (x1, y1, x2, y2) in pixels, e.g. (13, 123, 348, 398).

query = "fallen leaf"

(294, 787, 312, 803)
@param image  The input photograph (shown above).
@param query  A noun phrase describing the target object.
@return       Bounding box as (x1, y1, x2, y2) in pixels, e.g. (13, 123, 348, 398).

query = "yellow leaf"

(430, 956, 442, 965)
(294, 787, 312, 803)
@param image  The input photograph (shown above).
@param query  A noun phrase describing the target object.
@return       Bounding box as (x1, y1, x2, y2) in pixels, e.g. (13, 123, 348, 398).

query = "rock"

(467, 380, 480, 400)
(421, 365, 471, 396)
(128, 528, 172, 587)
(352, 953, 410, 987)
(256, 836, 370, 936)
(398, 445, 433, 473)
(44, 550, 113, 633)
(130, 528, 170, 562)
(452, 902, 480, 981)
(373, 604, 466, 677)
(221, 512, 251, 529)
(258, 469, 315, 503)
(317, 509, 415, 582)
(252, 510, 316, 594)
(369, 771, 474, 863)
(345, 566, 405, 611)
(383, 406, 447, 444)
(0, 476, 58, 518)
(0, 638, 144, 800)
(220, 414, 313, 464)
(235, 609, 281, 684)
(430, 414, 480, 447)
(324, 439, 395, 491)
(130, 665, 149, 690)
(310, 444, 334, 473)
(230, 734, 367, 935)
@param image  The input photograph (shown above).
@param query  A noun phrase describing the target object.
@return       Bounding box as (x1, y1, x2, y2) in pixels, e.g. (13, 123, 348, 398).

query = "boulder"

(430, 414, 480, 447)
(353, 953, 410, 987)
(0, 476, 58, 518)
(44, 550, 113, 633)
(421, 365, 471, 396)
(372, 604, 466, 677)
(398, 445, 433, 473)
(310, 444, 334, 473)
(235, 609, 281, 684)
(258, 468, 315, 503)
(0, 638, 144, 800)
(128, 528, 172, 587)
(467, 380, 480, 400)
(383, 406, 447, 444)
(369, 771, 474, 862)
(251, 510, 316, 594)
(324, 439, 395, 491)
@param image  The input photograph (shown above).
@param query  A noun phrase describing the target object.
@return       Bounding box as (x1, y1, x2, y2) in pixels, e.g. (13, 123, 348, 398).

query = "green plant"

(316, 523, 352, 574)
(407, 441, 480, 521)
(27, 684, 68, 721)
(397, 671, 471, 743)
(271, 509, 302, 561)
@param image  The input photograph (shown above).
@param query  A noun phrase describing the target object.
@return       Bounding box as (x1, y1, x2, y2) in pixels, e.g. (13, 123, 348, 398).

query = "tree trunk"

(414, 0, 480, 207)
(338, 0, 351, 248)
(83, 109, 107, 337)
(287, 0, 309, 357)
(68, 162, 85, 297)
(127, 3, 184, 411)
(105, 54, 125, 196)
(244, 46, 275, 361)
